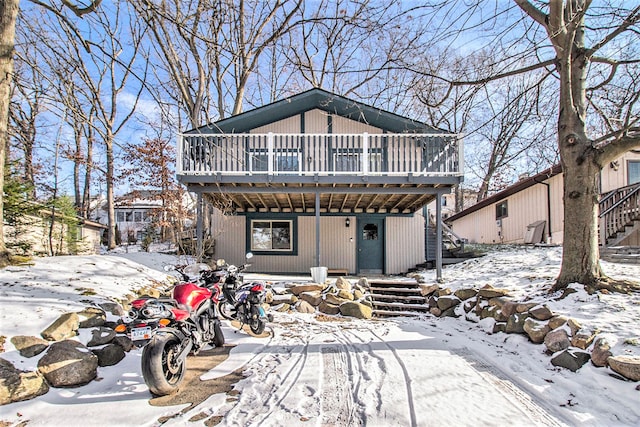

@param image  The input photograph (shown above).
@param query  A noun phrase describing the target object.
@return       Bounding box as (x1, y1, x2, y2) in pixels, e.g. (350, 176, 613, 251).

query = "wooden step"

(371, 301, 429, 311)
(370, 293, 426, 302)
(369, 287, 423, 295)
(373, 309, 424, 318)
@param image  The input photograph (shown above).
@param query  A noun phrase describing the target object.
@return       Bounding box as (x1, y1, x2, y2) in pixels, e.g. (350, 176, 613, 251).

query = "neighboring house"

(176, 88, 463, 277)
(105, 190, 195, 243)
(5, 211, 106, 256)
(446, 151, 640, 246)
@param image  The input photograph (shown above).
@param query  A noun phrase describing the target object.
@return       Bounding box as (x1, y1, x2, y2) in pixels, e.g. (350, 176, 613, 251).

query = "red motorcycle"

(115, 263, 225, 396)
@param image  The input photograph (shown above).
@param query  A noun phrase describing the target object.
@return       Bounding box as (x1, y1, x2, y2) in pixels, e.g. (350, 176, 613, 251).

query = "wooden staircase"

(599, 183, 640, 247)
(366, 279, 429, 317)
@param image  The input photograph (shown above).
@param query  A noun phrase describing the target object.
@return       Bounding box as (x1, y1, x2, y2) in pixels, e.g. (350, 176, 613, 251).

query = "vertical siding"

(304, 110, 330, 133)
(451, 173, 564, 245)
(320, 216, 357, 273)
(331, 115, 383, 134)
(386, 213, 425, 274)
(600, 151, 640, 192)
(250, 115, 301, 133)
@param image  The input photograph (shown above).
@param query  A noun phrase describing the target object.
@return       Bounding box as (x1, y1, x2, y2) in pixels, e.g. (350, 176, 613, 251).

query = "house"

(176, 88, 463, 277)
(446, 151, 640, 246)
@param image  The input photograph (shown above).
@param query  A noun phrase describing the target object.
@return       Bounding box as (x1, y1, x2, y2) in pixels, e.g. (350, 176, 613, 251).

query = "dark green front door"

(357, 218, 384, 274)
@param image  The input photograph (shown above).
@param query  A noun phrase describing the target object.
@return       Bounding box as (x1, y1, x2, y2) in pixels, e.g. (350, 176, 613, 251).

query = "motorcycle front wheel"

(141, 333, 186, 396)
(249, 305, 266, 335)
(217, 300, 235, 320)
(212, 318, 225, 347)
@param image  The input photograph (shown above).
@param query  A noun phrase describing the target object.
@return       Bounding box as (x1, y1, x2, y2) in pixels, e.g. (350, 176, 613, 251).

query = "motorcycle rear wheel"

(217, 301, 235, 320)
(249, 305, 266, 335)
(141, 333, 186, 396)
(212, 319, 225, 347)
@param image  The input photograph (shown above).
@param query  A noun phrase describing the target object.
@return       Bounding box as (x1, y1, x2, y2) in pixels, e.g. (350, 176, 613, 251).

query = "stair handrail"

(599, 183, 640, 217)
(441, 221, 465, 252)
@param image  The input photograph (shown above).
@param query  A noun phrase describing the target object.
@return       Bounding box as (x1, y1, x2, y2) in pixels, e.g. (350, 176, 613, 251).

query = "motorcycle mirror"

(163, 265, 174, 272)
(245, 252, 253, 260)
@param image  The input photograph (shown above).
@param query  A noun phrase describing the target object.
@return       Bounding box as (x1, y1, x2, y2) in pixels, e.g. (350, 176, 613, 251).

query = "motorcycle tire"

(217, 301, 235, 320)
(249, 305, 266, 335)
(141, 333, 186, 396)
(212, 319, 225, 347)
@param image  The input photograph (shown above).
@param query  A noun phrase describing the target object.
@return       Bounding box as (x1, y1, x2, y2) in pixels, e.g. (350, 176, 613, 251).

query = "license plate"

(130, 326, 153, 341)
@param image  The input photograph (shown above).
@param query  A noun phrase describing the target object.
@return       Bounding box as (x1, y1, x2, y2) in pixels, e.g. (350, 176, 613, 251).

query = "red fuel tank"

(172, 282, 212, 310)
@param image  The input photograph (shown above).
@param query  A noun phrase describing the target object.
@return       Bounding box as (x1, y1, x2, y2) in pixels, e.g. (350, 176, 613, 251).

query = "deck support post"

(436, 192, 443, 281)
(196, 192, 203, 262)
(315, 190, 321, 267)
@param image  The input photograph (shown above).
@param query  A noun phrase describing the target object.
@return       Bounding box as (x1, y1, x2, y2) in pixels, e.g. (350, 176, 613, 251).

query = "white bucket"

(310, 266, 328, 283)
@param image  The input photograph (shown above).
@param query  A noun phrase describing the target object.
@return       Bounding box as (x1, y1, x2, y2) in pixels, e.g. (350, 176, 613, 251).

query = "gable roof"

(446, 164, 563, 223)
(185, 88, 445, 134)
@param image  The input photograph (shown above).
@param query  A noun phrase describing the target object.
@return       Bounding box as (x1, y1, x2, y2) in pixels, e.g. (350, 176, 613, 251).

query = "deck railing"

(599, 182, 640, 245)
(177, 132, 463, 177)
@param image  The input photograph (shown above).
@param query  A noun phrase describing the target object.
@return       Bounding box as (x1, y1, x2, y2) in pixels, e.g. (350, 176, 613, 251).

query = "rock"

(357, 278, 369, 288)
(478, 285, 510, 299)
(10, 336, 49, 358)
(37, 340, 98, 387)
(299, 291, 323, 307)
(551, 349, 591, 372)
(265, 290, 274, 304)
(427, 295, 438, 308)
(441, 307, 460, 318)
(591, 337, 612, 367)
(437, 296, 461, 312)
(419, 284, 440, 296)
(99, 302, 125, 316)
(437, 288, 452, 297)
(295, 300, 316, 314)
(353, 289, 364, 300)
(325, 293, 351, 306)
(271, 303, 291, 313)
(271, 294, 299, 305)
(408, 274, 424, 283)
(339, 301, 373, 319)
(93, 344, 126, 367)
(454, 288, 477, 301)
(515, 303, 537, 313)
(567, 318, 582, 336)
(463, 298, 477, 313)
(136, 287, 161, 298)
(487, 297, 509, 309)
(41, 312, 80, 341)
(505, 312, 529, 334)
(112, 335, 134, 353)
(77, 307, 107, 328)
(571, 329, 596, 350)
(0, 358, 49, 405)
(608, 356, 640, 381)
(493, 322, 507, 334)
(318, 301, 341, 315)
(500, 301, 518, 318)
(337, 289, 354, 301)
(548, 315, 568, 330)
(480, 306, 507, 322)
(528, 304, 553, 320)
(523, 318, 550, 343)
(289, 283, 326, 296)
(87, 327, 117, 347)
(429, 307, 442, 317)
(544, 329, 570, 353)
(335, 277, 352, 291)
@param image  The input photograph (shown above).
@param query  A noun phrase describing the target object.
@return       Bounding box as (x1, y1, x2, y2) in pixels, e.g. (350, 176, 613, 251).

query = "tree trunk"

(106, 137, 116, 249)
(0, 0, 19, 267)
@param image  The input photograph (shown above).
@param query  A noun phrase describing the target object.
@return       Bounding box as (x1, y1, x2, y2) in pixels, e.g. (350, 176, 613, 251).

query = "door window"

(363, 223, 378, 240)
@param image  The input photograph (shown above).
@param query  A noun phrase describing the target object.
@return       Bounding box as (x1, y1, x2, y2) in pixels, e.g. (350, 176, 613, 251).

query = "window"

(250, 150, 301, 172)
(334, 150, 360, 172)
(363, 223, 378, 240)
(628, 161, 640, 185)
(134, 211, 143, 222)
(117, 211, 125, 222)
(496, 201, 508, 219)
(251, 220, 293, 252)
(276, 151, 300, 172)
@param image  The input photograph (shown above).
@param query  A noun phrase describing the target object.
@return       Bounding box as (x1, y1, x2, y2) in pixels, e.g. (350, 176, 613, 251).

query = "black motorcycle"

(216, 253, 271, 335)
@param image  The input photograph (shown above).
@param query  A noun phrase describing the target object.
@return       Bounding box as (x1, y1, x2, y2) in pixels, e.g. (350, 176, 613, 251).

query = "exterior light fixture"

(345, 217, 350, 227)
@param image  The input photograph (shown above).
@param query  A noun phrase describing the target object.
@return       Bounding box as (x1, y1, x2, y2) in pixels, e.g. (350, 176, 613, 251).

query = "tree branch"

(587, 6, 640, 57)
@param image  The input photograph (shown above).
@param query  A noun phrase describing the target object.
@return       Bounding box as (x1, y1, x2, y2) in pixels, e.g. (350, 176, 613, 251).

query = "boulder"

(551, 349, 591, 372)
(289, 283, 326, 296)
(112, 335, 134, 353)
(463, 298, 478, 313)
(437, 296, 461, 312)
(529, 305, 554, 321)
(99, 302, 125, 316)
(299, 291, 323, 307)
(419, 284, 440, 297)
(480, 306, 507, 322)
(478, 285, 510, 299)
(493, 322, 507, 334)
(567, 318, 582, 336)
(523, 318, 550, 344)
(500, 301, 518, 318)
(0, 358, 49, 405)
(429, 307, 442, 317)
(325, 293, 350, 306)
(544, 328, 570, 353)
(87, 327, 117, 347)
(93, 344, 126, 367)
(591, 337, 612, 367)
(505, 312, 529, 334)
(353, 289, 365, 300)
(41, 312, 79, 341)
(427, 295, 438, 308)
(10, 335, 49, 358)
(440, 307, 460, 318)
(337, 289, 354, 301)
(318, 301, 341, 315)
(548, 315, 568, 330)
(271, 294, 299, 305)
(265, 290, 274, 304)
(453, 288, 477, 301)
(437, 288, 452, 297)
(295, 300, 316, 314)
(77, 307, 107, 328)
(608, 355, 640, 381)
(515, 303, 537, 313)
(37, 340, 98, 387)
(487, 297, 509, 309)
(357, 278, 369, 288)
(571, 329, 596, 350)
(271, 303, 291, 312)
(339, 301, 373, 320)
(335, 277, 352, 291)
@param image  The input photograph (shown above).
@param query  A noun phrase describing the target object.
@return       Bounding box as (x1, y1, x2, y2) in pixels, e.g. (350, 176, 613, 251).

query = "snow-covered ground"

(0, 245, 638, 426)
